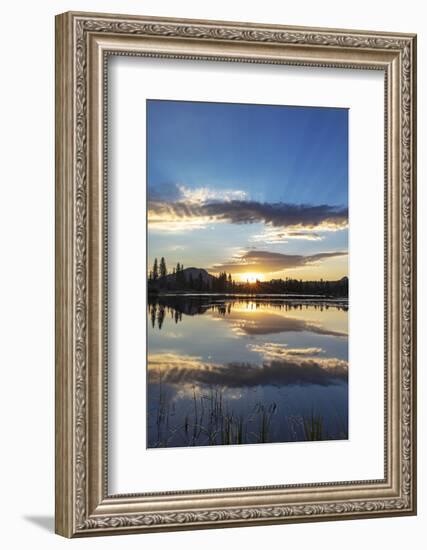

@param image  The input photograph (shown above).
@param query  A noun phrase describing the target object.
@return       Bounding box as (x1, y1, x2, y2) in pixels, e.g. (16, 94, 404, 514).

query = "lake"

(147, 294, 348, 448)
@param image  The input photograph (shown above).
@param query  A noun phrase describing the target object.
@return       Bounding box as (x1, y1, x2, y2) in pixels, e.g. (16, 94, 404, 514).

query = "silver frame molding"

(55, 11, 417, 538)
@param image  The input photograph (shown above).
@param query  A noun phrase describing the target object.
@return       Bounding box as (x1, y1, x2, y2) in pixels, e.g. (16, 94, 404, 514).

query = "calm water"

(147, 294, 348, 448)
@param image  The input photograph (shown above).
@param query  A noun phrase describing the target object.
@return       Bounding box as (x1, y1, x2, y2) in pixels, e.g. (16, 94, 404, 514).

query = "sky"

(147, 99, 348, 282)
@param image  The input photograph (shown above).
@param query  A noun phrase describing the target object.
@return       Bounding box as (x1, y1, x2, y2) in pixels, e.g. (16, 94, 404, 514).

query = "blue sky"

(147, 99, 348, 281)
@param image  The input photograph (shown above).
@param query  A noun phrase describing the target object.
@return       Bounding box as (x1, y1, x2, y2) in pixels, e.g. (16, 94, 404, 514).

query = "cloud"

(168, 244, 188, 251)
(178, 185, 248, 203)
(149, 200, 348, 233)
(149, 182, 248, 204)
(201, 201, 347, 229)
(212, 249, 347, 274)
(148, 352, 348, 388)
(251, 228, 324, 244)
(221, 309, 348, 338)
(248, 343, 325, 360)
(148, 183, 348, 233)
(148, 185, 249, 232)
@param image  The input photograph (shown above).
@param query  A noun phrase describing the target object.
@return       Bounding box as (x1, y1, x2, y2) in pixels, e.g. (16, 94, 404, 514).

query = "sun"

(240, 273, 263, 283)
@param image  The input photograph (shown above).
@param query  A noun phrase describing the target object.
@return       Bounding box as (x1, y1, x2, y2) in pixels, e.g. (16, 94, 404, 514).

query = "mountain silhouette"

(160, 267, 215, 285)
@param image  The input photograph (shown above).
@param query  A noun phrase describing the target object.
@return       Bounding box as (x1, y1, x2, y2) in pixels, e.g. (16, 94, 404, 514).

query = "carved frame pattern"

(55, 12, 416, 537)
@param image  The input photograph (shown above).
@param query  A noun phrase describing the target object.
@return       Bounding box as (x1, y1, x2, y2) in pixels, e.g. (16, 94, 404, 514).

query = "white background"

(109, 58, 384, 493)
(0, 1, 424, 548)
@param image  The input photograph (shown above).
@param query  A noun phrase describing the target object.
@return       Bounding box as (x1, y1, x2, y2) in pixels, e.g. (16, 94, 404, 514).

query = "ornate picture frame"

(55, 11, 417, 537)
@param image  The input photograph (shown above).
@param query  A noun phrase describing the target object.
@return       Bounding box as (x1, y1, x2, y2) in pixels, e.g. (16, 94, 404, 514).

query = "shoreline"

(150, 291, 348, 301)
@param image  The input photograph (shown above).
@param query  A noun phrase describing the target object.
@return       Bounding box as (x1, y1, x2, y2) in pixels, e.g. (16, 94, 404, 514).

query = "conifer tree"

(152, 258, 158, 281)
(159, 257, 167, 278)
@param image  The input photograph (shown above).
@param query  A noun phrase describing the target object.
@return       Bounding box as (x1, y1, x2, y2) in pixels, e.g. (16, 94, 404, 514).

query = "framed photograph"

(55, 11, 417, 537)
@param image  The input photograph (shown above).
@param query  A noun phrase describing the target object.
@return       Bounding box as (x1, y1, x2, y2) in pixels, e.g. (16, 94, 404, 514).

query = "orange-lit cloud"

(251, 228, 324, 244)
(248, 343, 325, 359)
(148, 183, 348, 235)
(148, 350, 347, 388)
(220, 308, 348, 338)
(212, 249, 347, 276)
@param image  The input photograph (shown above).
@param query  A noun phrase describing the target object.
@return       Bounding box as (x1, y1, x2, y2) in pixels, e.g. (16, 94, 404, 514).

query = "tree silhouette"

(159, 257, 167, 278)
(147, 254, 348, 297)
(157, 305, 165, 330)
(152, 258, 158, 281)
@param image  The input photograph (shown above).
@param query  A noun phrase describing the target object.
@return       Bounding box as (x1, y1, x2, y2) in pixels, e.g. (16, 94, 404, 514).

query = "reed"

(302, 411, 324, 441)
(150, 385, 285, 447)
